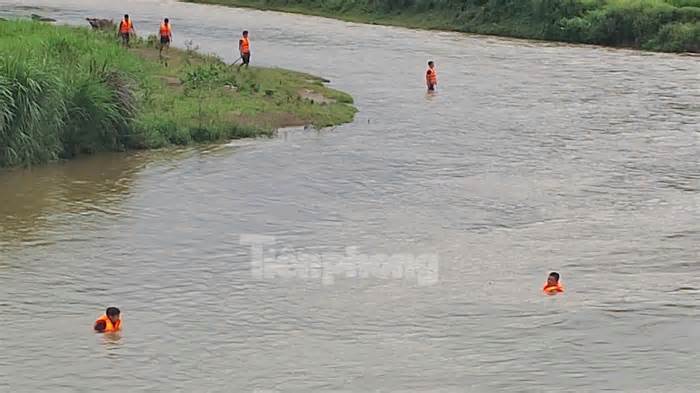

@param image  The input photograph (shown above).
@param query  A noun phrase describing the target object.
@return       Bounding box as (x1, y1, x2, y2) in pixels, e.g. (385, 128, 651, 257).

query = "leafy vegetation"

(188, 0, 700, 52)
(0, 20, 356, 167)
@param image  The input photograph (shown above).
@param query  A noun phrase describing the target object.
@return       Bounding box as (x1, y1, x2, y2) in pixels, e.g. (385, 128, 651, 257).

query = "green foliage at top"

(189, 0, 700, 51)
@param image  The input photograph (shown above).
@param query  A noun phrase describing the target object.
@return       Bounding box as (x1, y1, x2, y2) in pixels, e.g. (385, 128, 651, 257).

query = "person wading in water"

(426, 60, 437, 92)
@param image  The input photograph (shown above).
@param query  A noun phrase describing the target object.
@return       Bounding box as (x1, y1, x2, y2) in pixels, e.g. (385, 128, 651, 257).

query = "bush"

(675, 5, 700, 21)
(559, 16, 594, 42)
(648, 21, 700, 50)
(668, 0, 700, 6)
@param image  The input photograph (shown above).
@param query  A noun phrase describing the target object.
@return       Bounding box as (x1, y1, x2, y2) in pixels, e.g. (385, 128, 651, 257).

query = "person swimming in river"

(426, 60, 437, 92)
(94, 307, 122, 333)
(543, 272, 564, 295)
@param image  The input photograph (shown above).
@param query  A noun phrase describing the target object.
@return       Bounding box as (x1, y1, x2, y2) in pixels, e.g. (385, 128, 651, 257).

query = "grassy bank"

(187, 0, 700, 52)
(0, 20, 356, 168)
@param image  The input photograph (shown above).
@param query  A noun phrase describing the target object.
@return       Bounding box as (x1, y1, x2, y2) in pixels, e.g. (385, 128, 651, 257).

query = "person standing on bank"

(118, 14, 135, 47)
(238, 30, 251, 70)
(158, 18, 173, 65)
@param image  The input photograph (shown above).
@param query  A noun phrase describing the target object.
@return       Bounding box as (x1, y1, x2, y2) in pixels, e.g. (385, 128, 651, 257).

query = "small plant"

(145, 34, 159, 48)
(183, 39, 200, 65)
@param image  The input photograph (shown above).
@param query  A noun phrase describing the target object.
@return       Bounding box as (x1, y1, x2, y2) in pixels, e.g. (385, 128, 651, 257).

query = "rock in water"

(31, 14, 56, 22)
(86, 18, 115, 31)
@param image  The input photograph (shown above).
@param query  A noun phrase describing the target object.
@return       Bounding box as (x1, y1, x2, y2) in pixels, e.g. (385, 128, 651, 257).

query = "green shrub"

(668, 0, 700, 7)
(648, 21, 700, 50)
(559, 16, 595, 42)
(675, 6, 700, 22)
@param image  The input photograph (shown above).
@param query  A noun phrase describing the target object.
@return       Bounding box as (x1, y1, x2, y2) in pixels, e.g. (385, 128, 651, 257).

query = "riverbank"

(0, 20, 356, 168)
(186, 0, 700, 52)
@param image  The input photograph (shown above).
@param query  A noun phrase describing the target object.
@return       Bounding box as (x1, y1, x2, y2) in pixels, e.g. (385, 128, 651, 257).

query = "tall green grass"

(0, 57, 64, 166)
(189, 0, 700, 51)
(0, 20, 151, 166)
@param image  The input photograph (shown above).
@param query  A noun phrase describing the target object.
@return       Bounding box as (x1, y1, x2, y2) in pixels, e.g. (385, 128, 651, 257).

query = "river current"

(0, 1, 699, 392)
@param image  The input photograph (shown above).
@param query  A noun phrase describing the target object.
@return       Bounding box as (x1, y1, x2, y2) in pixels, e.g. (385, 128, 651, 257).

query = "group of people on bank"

(116, 14, 435, 86)
(116, 14, 251, 68)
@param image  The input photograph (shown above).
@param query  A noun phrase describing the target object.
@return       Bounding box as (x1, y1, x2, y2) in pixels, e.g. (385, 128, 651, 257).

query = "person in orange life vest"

(158, 18, 173, 61)
(94, 307, 122, 333)
(426, 60, 437, 92)
(118, 14, 135, 47)
(238, 30, 251, 70)
(543, 272, 564, 295)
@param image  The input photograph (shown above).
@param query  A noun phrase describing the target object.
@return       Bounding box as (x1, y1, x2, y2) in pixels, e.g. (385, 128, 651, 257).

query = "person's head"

(242, 30, 248, 37)
(547, 272, 560, 286)
(428, 60, 434, 69)
(164, 18, 169, 24)
(106, 307, 121, 323)
(124, 14, 129, 21)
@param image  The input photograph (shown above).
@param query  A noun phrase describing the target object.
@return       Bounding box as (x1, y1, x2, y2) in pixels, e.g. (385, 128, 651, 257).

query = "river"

(1, 1, 699, 392)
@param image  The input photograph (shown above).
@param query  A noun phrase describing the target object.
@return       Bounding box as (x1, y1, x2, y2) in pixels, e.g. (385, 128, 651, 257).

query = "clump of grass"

(0, 56, 65, 166)
(0, 19, 356, 167)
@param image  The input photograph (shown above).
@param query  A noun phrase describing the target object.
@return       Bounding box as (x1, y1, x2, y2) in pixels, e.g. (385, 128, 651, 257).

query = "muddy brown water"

(1, 1, 699, 392)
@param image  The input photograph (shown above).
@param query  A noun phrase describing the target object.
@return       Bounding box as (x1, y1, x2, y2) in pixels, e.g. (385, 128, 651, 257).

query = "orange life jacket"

(159, 22, 171, 38)
(426, 67, 437, 85)
(119, 19, 133, 34)
(543, 283, 564, 294)
(94, 314, 122, 332)
(240, 36, 250, 54)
